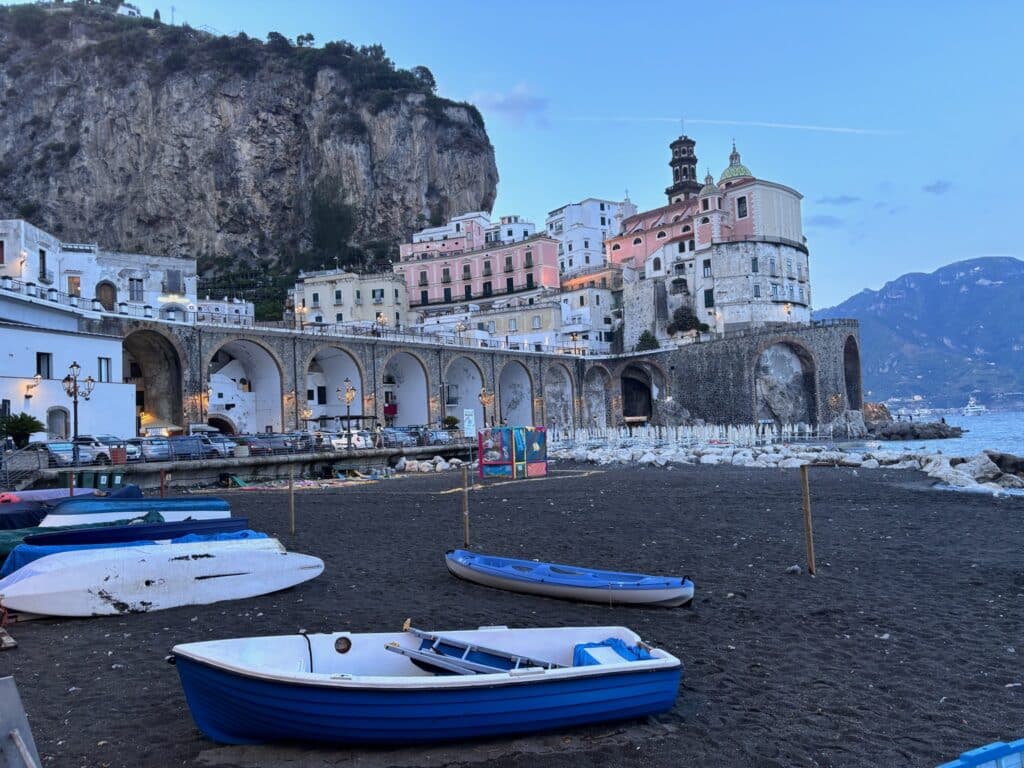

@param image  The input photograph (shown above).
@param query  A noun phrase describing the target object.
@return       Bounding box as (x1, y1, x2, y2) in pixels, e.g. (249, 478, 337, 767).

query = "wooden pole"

(800, 465, 816, 575)
(68, 469, 74, 496)
(159, 468, 166, 498)
(461, 465, 470, 548)
(288, 466, 295, 535)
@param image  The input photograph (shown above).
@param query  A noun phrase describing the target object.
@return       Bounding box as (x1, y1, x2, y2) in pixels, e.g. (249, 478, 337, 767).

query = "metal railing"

(547, 422, 838, 452)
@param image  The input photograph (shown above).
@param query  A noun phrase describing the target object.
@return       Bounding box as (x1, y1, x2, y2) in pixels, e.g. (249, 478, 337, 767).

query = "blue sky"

(22, 0, 1024, 306)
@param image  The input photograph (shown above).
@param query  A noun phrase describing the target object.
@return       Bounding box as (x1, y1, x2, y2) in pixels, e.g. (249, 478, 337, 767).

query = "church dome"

(719, 142, 752, 183)
(699, 170, 720, 197)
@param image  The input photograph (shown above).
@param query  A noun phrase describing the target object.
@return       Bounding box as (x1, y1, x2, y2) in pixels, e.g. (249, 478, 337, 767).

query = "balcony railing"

(441, 275, 451, 283)
(38, 269, 54, 285)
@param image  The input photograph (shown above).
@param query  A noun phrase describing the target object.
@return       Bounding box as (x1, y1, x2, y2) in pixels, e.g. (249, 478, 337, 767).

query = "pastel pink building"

(396, 214, 560, 310)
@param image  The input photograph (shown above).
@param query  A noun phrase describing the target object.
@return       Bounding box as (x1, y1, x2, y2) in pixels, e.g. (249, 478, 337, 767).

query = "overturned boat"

(171, 624, 682, 745)
(0, 531, 323, 616)
(445, 549, 695, 607)
(37, 496, 231, 528)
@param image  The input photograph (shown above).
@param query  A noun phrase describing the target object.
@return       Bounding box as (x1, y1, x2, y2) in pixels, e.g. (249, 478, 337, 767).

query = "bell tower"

(665, 135, 701, 204)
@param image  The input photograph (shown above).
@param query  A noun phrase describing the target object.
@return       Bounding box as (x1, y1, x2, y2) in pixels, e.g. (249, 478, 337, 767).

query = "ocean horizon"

(859, 410, 1024, 457)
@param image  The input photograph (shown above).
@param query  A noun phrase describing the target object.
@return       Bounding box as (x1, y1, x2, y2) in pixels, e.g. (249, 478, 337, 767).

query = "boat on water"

(171, 624, 682, 745)
(445, 549, 694, 607)
(37, 495, 231, 528)
(0, 532, 323, 616)
(962, 396, 989, 416)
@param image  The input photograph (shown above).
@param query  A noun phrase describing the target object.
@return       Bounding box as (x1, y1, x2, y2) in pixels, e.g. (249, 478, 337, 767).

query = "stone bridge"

(80, 316, 861, 434)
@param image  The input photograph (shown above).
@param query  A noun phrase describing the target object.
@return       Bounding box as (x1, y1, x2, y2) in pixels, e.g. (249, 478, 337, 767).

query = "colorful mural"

(478, 426, 547, 479)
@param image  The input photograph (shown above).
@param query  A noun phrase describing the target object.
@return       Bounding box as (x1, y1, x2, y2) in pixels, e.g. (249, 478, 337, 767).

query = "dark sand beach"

(3, 463, 1022, 767)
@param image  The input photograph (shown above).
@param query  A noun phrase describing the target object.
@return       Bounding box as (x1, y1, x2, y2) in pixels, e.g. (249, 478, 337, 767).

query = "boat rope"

(300, 631, 313, 673)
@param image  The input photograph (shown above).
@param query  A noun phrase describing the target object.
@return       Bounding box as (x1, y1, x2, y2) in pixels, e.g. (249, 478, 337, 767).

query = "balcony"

(483, 268, 492, 277)
(372, 298, 383, 304)
(504, 264, 514, 273)
(524, 259, 533, 268)
(38, 269, 54, 285)
(418, 279, 428, 287)
(441, 275, 451, 283)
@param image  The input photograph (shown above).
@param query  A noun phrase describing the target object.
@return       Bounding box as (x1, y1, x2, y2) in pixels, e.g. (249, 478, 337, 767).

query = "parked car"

(284, 433, 316, 453)
(252, 434, 295, 455)
(380, 428, 416, 448)
(204, 435, 238, 458)
(332, 430, 369, 450)
(168, 435, 219, 461)
(25, 441, 95, 467)
(231, 435, 273, 456)
(74, 434, 139, 463)
(127, 437, 171, 462)
(407, 426, 452, 446)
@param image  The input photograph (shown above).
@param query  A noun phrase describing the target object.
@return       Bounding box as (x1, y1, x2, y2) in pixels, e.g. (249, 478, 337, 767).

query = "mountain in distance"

(814, 257, 1024, 409)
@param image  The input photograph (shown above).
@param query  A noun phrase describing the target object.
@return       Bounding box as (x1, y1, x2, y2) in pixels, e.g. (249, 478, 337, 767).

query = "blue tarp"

(0, 529, 268, 578)
(572, 638, 654, 667)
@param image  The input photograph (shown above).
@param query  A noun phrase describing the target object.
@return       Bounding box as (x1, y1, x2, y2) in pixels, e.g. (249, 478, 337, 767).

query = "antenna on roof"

(681, 117, 685, 136)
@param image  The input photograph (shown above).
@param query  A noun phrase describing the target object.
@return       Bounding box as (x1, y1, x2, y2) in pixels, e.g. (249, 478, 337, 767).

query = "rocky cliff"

(0, 5, 498, 273)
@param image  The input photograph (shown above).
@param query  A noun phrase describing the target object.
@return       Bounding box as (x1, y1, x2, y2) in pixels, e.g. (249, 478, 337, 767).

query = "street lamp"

(570, 332, 579, 355)
(296, 305, 308, 331)
(61, 361, 95, 466)
(337, 377, 356, 449)
(454, 321, 467, 345)
(783, 302, 793, 322)
(478, 387, 495, 429)
(301, 407, 313, 432)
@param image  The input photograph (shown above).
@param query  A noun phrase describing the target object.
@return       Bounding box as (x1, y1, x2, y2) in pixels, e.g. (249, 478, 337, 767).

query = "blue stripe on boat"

(23, 518, 248, 547)
(174, 655, 681, 745)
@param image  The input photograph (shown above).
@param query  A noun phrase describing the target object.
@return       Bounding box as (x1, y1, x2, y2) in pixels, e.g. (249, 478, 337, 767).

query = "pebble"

(785, 565, 802, 575)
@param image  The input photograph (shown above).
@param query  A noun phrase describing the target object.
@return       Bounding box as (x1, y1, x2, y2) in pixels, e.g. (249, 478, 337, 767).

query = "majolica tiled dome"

(719, 142, 752, 183)
(699, 171, 720, 197)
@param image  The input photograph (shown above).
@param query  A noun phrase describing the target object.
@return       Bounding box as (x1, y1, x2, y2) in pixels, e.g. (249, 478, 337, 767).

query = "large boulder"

(958, 454, 1002, 483)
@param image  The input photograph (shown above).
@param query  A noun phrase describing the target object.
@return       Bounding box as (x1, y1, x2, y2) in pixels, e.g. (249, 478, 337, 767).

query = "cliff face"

(0, 6, 498, 271)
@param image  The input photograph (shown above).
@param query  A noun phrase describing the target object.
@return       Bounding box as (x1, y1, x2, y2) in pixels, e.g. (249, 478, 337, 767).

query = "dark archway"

(123, 329, 184, 432)
(754, 342, 818, 425)
(843, 336, 863, 409)
(207, 415, 237, 435)
(621, 364, 653, 423)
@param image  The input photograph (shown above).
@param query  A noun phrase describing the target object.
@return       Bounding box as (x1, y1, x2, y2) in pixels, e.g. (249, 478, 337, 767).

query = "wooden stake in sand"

(288, 466, 296, 535)
(67, 470, 74, 496)
(800, 465, 816, 575)
(159, 469, 166, 498)
(462, 465, 470, 547)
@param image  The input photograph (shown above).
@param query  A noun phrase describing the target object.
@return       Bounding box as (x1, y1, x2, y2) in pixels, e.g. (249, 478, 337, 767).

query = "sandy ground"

(3, 463, 1023, 768)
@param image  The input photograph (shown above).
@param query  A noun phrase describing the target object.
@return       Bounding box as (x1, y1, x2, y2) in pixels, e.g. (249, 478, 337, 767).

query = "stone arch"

(123, 328, 184, 431)
(207, 414, 238, 435)
(46, 406, 70, 439)
(544, 362, 575, 434)
(207, 338, 285, 433)
(497, 359, 534, 426)
(444, 355, 485, 432)
(304, 345, 365, 431)
(843, 336, 863, 409)
(383, 350, 430, 427)
(583, 365, 613, 428)
(753, 340, 818, 425)
(618, 360, 670, 425)
(96, 281, 117, 311)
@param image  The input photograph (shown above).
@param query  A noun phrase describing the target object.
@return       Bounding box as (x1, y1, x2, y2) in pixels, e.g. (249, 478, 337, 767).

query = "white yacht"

(962, 396, 988, 416)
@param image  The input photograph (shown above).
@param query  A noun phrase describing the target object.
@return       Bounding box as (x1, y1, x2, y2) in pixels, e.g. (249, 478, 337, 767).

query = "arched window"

(652, 257, 662, 272)
(656, 231, 667, 239)
(682, 225, 691, 233)
(632, 237, 642, 246)
(46, 407, 70, 439)
(611, 244, 621, 251)
(96, 281, 117, 311)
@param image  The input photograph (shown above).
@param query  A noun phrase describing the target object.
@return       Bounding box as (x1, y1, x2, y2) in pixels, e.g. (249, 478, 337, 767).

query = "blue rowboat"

(38, 496, 231, 527)
(171, 625, 682, 745)
(445, 549, 695, 607)
(937, 738, 1024, 767)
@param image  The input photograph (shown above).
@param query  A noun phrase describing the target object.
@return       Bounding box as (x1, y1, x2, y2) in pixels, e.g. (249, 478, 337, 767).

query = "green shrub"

(636, 330, 660, 351)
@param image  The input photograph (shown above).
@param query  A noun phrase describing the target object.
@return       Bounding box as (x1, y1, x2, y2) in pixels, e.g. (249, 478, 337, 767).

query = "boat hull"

(0, 539, 323, 616)
(445, 551, 694, 607)
(38, 497, 231, 528)
(173, 631, 681, 745)
(23, 517, 249, 547)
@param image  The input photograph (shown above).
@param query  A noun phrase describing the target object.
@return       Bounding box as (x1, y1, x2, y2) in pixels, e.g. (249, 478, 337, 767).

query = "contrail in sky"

(562, 116, 902, 136)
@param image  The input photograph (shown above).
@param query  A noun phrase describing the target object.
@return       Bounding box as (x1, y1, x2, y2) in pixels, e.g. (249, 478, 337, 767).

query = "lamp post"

(570, 332, 579, 355)
(375, 312, 388, 337)
(61, 361, 95, 466)
(478, 387, 495, 429)
(783, 302, 793, 323)
(296, 305, 308, 331)
(301, 407, 313, 432)
(338, 377, 356, 449)
(455, 321, 467, 345)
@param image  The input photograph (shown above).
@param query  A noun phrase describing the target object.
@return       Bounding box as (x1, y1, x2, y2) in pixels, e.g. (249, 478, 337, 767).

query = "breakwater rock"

(868, 420, 963, 441)
(551, 442, 1024, 494)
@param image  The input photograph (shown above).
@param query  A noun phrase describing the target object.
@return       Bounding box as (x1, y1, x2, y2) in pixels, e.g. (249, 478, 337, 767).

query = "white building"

(0, 304, 135, 440)
(546, 198, 637, 276)
(484, 215, 536, 246)
(291, 269, 410, 330)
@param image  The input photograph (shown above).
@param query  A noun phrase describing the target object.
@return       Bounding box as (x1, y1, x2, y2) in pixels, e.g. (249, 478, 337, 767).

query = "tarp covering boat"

(171, 625, 682, 745)
(0, 502, 49, 531)
(23, 517, 248, 548)
(2, 529, 267, 578)
(0, 511, 166, 558)
(445, 549, 695, 607)
(38, 496, 231, 527)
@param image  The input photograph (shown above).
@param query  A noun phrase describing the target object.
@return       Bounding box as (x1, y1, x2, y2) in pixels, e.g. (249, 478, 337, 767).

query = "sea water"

(870, 411, 1024, 457)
